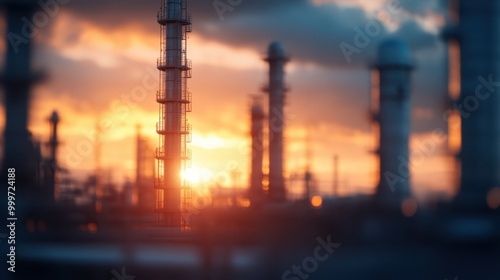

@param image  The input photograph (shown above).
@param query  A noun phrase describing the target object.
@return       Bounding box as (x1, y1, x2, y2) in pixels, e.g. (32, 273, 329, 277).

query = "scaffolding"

(155, 0, 192, 228)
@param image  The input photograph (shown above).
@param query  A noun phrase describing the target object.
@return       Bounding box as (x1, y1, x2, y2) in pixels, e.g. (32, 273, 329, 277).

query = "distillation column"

(155, 0, 192, 227)
(48, 111, 60, 201)
(0, 1, 42, 186)
(445, 0, 500, 205)
(372, 38, 414, 201)
(264, 42, 289, 202)
(249, 97, 265, 206)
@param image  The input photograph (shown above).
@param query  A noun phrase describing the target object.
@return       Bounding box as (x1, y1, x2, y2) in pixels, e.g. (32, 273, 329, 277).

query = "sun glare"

(182, 166, 214, 186)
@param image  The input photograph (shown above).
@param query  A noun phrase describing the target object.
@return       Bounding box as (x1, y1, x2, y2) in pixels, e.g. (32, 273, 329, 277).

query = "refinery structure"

(371, 39, 414, 202)
(155, 0, 193, 227)
(264, 42, 289, 202)
(443, 0, 500, 205)
(1, 0, 500, 279)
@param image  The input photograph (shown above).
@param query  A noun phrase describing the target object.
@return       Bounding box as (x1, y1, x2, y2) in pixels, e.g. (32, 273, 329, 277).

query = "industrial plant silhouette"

(0, 0, 499, 280)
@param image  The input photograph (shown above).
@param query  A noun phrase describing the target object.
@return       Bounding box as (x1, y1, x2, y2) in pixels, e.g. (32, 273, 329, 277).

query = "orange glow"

(311, 195, 323, 208)
(88, 223, 97, 234)
(401, 198, 418, 217)
(183, 167, 200, 185)
(95, 202, 102, 214)
(448, 41, 461, 101)
(262, 178, 270, 192)
(448, 111, 461, 154)
(487, 188, 500, 209)
(23, 9, 454, 202)
(182, 166, 214, 187)
(238, 197, 251, 208)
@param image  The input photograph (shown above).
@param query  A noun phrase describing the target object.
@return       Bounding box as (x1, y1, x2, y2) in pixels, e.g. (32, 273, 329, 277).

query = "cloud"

(398, 0, 443, 16)
(58, 0, 439, 68)
(16, 0, 451, 192)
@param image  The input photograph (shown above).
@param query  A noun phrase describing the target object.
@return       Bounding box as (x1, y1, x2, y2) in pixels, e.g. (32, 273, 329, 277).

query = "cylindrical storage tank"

(373, 38, 414, 201)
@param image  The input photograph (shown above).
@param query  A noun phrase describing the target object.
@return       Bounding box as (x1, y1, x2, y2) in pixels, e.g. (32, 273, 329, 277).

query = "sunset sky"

(2, 0, 458, 200)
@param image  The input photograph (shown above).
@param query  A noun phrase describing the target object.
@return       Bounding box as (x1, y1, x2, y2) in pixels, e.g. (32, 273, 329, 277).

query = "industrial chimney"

(48, 110, 60, 201)
(49, 111, 59, 166)
(155, 0, 193, 227)
(371, 38, 414, 201)
(264, 42, 289, 202)
(444, 0, 500, 205)
(249, 96, 265, 206)
(0, 0, 43, 185)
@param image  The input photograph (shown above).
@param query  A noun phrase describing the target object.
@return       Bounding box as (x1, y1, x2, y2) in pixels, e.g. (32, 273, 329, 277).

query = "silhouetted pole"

(333, 155, 338, 197)
(249, 96, 265, 206)
(0, 0, 42, 185)
(48, 111, 60, 201)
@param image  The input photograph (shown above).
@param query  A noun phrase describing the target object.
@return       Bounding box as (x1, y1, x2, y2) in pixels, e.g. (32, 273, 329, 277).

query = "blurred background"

(0, 0, 499, 279)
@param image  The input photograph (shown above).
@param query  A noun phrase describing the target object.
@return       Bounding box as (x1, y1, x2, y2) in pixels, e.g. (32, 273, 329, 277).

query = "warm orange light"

(184, 166, 201, 185)
(448, 41, 461, 101)
(95, 201, 102, 213)
(262, 178, 270, 192)
(401, 198, 418, 217)
(88, 223, 97, 234)
(311, 195, 323, 208)
(238, 197, 251, 208)
(182, 166, 213, 187)
(448, 111, 461, 154)
(487, 188, 500, 209)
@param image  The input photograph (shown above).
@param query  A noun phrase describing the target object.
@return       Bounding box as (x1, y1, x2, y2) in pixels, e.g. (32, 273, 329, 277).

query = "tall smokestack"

(264, 42, 289, 202)
(0, 0, 43, 185)
(48, 110, 59, 201)
(49, 111, 59, 166)
(155, 0, 193, 227)
(444, 0, 500, 205)
(372, 38, 414, 201)
(249, 96, 265, 206)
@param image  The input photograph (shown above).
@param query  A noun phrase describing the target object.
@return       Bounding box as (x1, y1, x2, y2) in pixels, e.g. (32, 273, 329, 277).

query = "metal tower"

(371, 38, 414, 201)
(0, 0, 43, 186)
(444, 0, 500, 205)
(155, 0, 192, 227)
(48, 111, 60, 201)
(136, 125, 155, 212)
(264, 42, 289, 202)
(249, 96, 265, 206)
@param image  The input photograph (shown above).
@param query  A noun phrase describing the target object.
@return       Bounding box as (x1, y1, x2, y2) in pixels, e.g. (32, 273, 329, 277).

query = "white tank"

(373, 38, 414, 201)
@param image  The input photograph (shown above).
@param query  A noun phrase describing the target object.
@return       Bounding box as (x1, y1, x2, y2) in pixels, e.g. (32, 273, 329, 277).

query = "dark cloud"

(38, 0, 446, 134)
(398, 0, 444, 16)
(33, 45, 158, 113)
(59, 0, 438, 68)
(392, 20, 438, 50)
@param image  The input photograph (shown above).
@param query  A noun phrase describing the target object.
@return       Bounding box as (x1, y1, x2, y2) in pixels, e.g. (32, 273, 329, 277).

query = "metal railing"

(157, 56, 192, 70)
(157, 9, 192, 25)
(261, 83, 291, 93)
(156, 90, 192, 104)
(155, 147, 192, 160)
(156, 121, 191, 134)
